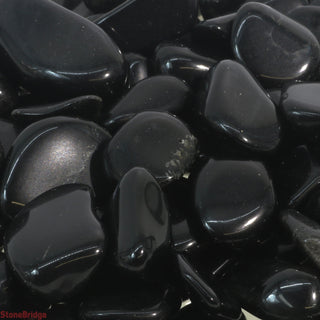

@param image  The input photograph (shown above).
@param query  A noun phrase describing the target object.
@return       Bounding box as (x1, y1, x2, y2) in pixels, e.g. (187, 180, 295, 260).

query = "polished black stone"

(245, 0, 308, 15)
(232, 2, 320, 87)
(104, 76, 190, 131)
(289, 6, 320, 44)
(192, 158, 275, 243)
(282, 209, 320, 270)
(198, 59, 280, 152)
(199, 0, 245, 19)
(93, 0, 198, 54)
(0, 119, 19, 158)
(124, 53, 149, 88)
(5, 185, 105, 301)
(84, 0, 124, 13)
(104, 111, 198, 184)
(281, 83, 320, 130)
(1, 116, 111, 218)
(0, 75, 18, 117)
(154, 44, 217, 86)
(0, 0, 126, 98)
(11, 95, 103, 125)
(109, 167, 170, 276)
(79, 284, 180, 320)
(229, 259, 320, 320)
(177, 254, 245, 320)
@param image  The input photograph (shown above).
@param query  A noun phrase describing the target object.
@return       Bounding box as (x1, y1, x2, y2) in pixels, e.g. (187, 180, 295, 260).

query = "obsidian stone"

(289, 6, 320, 44)
(177, 254, 245, 320)
(124, 53, 149, 88)
(11, 95, 103, 125)
(0, 0, 126, 98)
(84, 0, 124, 13)
(5, 185, 105, 301)
(0, 119, 19, 158)
(154, 44, 217, 86)
(1, 116, 111, 218)
(198, 59, 280, 152)
(104, 111, 198, 184)
(79, 284, 180, 320)
(232, 2, 320, 87)
(104, 76, 190, 131)
(93, 0, 198, 54)
(110, 167, 170, 276)
(282, 209, 320, 269)
(281, 83, 320, 130)
(245, 0, 308, 15)
(192, 158, 275, 243)
(0, 75, 18, 117)
(199, 0, 245, 19)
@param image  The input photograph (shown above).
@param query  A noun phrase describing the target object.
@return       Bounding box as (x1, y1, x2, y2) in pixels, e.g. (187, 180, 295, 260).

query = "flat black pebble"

(0, 0, 126, 97)
(11, 95, 103, 125)
(154, 44, 217, 86)
(93, 0, 198, 54)
(104, 111, 198, 184)
(289, 6, 320, 44)
(104, 76, 190, 131)
(232, 2, 320, 87)
(79, 284, 180, 320)
(192, 158, 275, 243)
(110, 167, 170, 276)
(1, 116, 111, 218)
(5, 185, 105, 301)
(84, 0, 125, 13)
(199, 0, 245, 19)
(198, 59, 280, 152)
(124, 53, 149, 88)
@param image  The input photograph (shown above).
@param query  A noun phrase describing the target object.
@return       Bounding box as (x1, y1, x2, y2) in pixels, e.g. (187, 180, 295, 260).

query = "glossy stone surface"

(84, 0, 125, 13)
(104, 111, 198, 184)
(289, 6, 320, 44)
(177, 254, 244, 320)
(104, 76, 190, 131)
(281, 83, 320, 130)
(5, 185, 105, 301)
(0, 75, 18, 117)
(199, 0, 245, 19)
(192, 159, 275, 243)
(79, 284, 180, 320)
(0, 119, 19, 158)
(93, 0, 198, 54)
(11, 95, 103, 125)
(198, 60, 280, 152)
(0, 0, 126, 97)
(124, 53, 149, 88)
(1, 116, 111, 218)
(232, 2, 320, 87)
(154, 44, 217, 86)
(110, 167, 170, 276)
(282, 209, 320, 270)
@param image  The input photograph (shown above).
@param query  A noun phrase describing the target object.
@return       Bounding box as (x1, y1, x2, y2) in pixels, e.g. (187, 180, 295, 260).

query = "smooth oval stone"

(104, 76, 190, 131)
(0, 0, 126, 97)
(154, 44, 217, 86)
(282, 209, 320, 270)
(177, 254, 245, 320)
(5, 185, 105, 301)
(93, 0, 198, 54)
(1, 116, 111, 218)
(245, 0, 308, 15)
(0, 75, 18, 117)
(124, 53, 149, 88)
(198, 59, 280, 152)
(232, 2, 320, 87)
(110, 167, 170, 276)
(289, 6, 320, 44)
(105, 111, 198, 184)
(84, 0, 125, 12)
(79, 284, 180, 320)
(0, 119, 19, 158)
(281, 83, 320, 130)
(199, 0, 245, 19)
(192, 159, 275, 243)
(11, 95, 103, 125)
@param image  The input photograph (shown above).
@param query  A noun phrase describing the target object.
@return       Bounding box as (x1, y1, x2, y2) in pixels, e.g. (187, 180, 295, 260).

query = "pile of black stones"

(1, 0, 320, 319)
